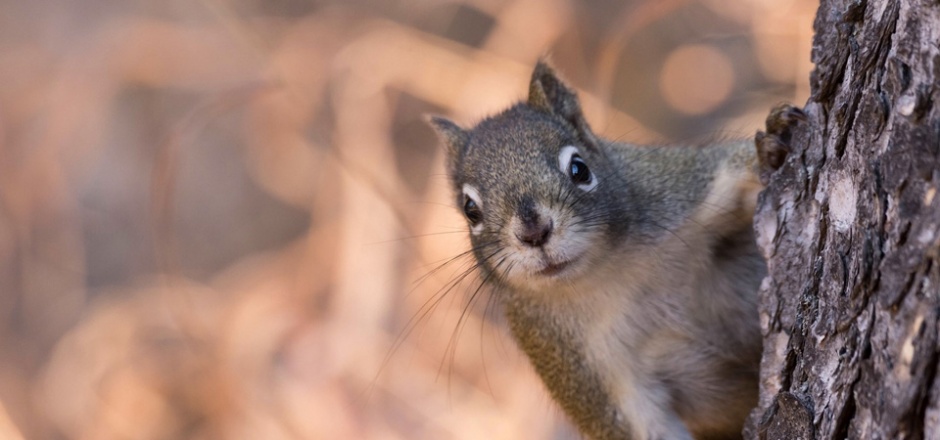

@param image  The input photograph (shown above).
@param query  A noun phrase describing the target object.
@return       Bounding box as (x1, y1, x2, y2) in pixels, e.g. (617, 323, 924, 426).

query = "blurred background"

(0, 0, 815, 438)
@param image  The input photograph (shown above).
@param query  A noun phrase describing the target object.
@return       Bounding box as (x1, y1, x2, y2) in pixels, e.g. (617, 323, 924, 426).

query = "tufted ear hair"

(429, 115, 468, 153)
(528, 60, 599, 149)
(428, 115, 470, 178)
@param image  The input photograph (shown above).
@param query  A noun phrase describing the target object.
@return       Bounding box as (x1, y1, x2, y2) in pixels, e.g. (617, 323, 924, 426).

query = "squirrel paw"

(755, 104, 807, 185)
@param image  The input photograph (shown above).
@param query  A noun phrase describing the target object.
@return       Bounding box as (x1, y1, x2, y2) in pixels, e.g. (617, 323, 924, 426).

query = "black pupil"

(464, 197, 482, 225)
(569, 155, 591, 184)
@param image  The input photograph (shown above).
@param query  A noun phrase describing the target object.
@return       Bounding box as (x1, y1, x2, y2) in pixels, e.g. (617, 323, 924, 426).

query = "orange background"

(0, 0, 815, 438)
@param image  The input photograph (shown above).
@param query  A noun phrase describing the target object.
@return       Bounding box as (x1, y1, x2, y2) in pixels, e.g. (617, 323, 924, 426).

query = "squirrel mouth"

(538, 260, 571, 276)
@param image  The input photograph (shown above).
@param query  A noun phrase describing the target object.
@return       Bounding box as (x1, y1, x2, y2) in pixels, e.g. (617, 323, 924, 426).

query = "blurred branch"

(151, 81, 276, 277)
(0, 401, 25, 440)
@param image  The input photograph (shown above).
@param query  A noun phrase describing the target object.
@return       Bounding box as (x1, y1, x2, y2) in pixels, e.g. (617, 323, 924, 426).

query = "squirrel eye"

(569, 155, 592, 184)
(558, 145, 598, 191)
(461, 184, 485, 234)
(463, 196, 483, 225)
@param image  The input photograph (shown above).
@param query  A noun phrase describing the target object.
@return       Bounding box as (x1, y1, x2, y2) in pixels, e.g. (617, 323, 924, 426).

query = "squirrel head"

(430, 61, 628, 291)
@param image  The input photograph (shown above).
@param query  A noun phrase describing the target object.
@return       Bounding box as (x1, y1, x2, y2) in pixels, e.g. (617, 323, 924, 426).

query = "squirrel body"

(430, 62, 788, 440)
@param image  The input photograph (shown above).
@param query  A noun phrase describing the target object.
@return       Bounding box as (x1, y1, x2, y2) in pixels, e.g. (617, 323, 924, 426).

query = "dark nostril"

(517, 219, 553, 247)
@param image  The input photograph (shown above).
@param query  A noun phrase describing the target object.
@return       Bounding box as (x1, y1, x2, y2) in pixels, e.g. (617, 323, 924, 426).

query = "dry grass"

(0, 0, 814, 438)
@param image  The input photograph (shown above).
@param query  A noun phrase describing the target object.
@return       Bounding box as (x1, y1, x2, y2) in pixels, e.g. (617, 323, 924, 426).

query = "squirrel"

(430, 61, 804, 440)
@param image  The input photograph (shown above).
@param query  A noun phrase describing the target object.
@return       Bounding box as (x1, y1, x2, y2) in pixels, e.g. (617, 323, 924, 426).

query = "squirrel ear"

(528, 60, 599, 149)
(428, 115, 469, 157)
(528, 60, 581, 119)
(528, 78, 553, 112)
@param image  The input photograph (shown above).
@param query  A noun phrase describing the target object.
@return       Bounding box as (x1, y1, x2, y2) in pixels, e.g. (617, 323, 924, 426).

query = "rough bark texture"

(745, 0, 940, 439)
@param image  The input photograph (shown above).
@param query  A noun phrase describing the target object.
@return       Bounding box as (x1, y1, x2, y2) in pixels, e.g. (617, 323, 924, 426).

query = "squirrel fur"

(430, 61, 791, 440)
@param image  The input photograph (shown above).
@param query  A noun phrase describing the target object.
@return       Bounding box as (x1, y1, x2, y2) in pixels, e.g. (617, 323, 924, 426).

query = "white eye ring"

(558, 145, 598, 191)
(462, 184, 485, 235)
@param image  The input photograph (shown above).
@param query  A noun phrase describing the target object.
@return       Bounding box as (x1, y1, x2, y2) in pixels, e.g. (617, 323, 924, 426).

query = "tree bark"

(745, 0, 940, 439)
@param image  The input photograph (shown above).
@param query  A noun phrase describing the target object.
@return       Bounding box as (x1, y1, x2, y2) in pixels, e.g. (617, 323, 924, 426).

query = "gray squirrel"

(430, 61, 804, 440)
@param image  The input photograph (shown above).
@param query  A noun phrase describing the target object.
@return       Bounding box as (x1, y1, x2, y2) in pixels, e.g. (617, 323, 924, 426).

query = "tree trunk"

(745, 0, 940, 439)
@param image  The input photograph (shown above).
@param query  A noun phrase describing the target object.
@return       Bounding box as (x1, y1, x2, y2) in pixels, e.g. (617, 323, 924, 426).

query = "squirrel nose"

(516, 220, 553, 247)
(516, 195, 553, 247)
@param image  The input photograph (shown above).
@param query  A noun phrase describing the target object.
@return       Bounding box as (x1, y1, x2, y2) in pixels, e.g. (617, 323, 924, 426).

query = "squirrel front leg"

(755, 104, 807, 184)
(616, 388, 696, 440)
